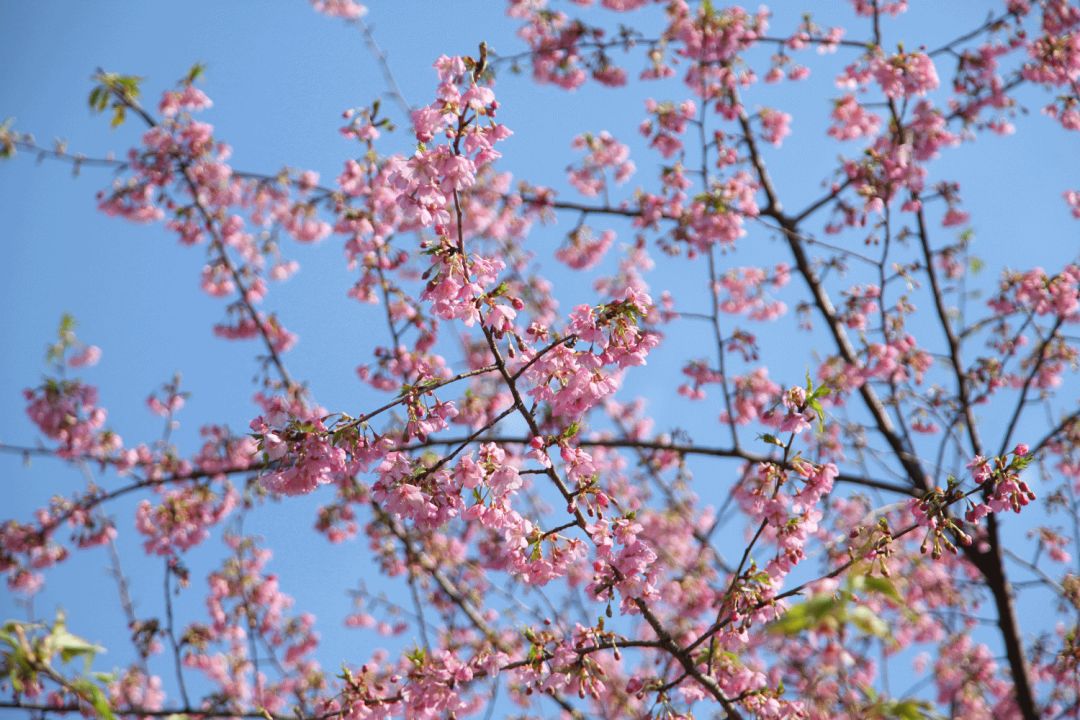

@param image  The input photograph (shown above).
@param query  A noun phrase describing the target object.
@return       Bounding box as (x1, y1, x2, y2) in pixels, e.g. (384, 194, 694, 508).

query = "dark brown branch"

(734, 77, 1040, 719)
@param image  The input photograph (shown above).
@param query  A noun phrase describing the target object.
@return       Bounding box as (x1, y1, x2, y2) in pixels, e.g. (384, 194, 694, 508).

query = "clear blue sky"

(2, 0, 1078, 712)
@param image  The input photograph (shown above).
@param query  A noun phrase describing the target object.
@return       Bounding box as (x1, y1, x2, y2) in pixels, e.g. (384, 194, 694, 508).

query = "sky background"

(1, 0, 1079, 713)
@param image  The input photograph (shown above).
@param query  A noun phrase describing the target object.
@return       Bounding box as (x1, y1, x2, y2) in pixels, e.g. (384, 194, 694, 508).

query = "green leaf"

(859, 575, 904, 604)
(1011, 453, 1034, 471)
(71, 679, 116, 720)
(847, 605, 889, 638)
(0, 628, 16, 650)
(867, 698, 941, 720)
(36, 612, 104, 671)
(406, 646, 427, 666)
(771, 583, 894, 642)
(808, 398, 825, 431)
(769, 593, 843, 635)
(52, 627, 104, 665)
(58, 313, 77, 337)
(186, 62, 206, 84)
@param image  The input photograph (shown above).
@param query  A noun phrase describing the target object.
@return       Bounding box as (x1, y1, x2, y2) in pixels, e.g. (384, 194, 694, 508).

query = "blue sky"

(2, 0, 1079, 712)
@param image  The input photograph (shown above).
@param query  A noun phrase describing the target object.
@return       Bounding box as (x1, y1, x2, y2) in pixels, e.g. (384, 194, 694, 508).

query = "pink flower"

(556, 227, 614, 270)
(871, 51, 939, 98)
(1065, 190, 1080, 219)
(68, 345, 101, 368)
(567, 131, 634, 197)
(759, 108, 792, 146)
(942, 208, 969, 227)
(310, 0, 366, 19)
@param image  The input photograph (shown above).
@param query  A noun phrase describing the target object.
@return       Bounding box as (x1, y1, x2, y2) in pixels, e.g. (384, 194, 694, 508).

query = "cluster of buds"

(965, 445, 1037, 521)
(847, 517, 897, 576)
(910, 481, 974, 559)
